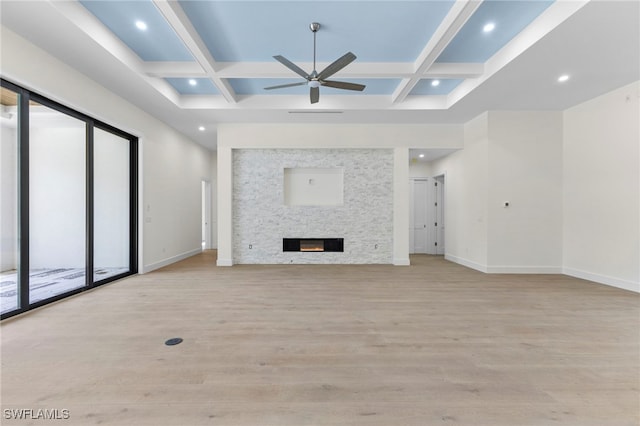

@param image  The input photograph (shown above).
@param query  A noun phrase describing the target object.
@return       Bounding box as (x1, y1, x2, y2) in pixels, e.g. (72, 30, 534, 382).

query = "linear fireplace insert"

(283, 238, 344, 252)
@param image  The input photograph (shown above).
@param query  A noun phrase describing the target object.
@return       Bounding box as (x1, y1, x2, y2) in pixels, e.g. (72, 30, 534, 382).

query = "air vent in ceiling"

(288, 110, 344, 114)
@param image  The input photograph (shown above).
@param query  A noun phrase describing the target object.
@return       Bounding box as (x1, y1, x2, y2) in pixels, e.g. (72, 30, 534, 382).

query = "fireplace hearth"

(283, 238, 344, 252)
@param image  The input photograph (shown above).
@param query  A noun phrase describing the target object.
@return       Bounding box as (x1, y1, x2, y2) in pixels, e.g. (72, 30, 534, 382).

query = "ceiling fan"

(264, 22, 365, 104)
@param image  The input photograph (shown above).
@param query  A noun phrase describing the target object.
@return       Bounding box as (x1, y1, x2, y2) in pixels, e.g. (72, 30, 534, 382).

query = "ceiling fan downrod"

(310, 22, 320, 77)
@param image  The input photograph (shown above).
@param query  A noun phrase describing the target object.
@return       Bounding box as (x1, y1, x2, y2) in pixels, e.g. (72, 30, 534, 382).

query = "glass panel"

(0, 87, 20, 315)
(93, 127, 130, 281)
(29, 101, 86, 304)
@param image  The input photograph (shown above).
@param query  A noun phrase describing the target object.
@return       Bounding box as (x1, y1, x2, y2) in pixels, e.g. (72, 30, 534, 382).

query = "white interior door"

(435, 175, 445, 255)
(201, 180, 212, 250)
(411, 179, 429, 254)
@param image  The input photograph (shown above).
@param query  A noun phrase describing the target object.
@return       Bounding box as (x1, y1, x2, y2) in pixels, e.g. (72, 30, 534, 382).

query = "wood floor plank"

(1, 251, 638, 425)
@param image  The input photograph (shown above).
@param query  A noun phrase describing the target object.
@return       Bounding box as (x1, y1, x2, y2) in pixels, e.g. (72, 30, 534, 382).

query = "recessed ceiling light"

(431, 80, 440, 87)
(483, 22, 495, 33)
(135, 20, 147, 31)
(198, 126, 205, 131)
(557, 74, 570, 83)
(419, 154, 425, 158)
(189, 79, 197, 86)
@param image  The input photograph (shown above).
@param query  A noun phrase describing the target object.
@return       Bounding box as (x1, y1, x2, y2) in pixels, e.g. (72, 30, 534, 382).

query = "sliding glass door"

(0, 78, 137, 319)
(0, 86, 20, 315)
(93, 127, 131, 282)
(28, 100, 87, 304)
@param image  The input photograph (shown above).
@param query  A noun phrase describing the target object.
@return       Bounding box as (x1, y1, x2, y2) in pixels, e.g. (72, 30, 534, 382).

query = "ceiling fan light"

(308, 80, 321, 88)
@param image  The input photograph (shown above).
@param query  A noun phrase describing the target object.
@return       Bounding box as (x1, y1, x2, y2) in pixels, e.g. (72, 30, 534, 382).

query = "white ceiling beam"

(423, 63, 484, 78)
(178, 94, 448, 111)
(392, 0, 482, 103)
(153, 0, 237, 103)
(215, 62, 416, 79)
(143, 61, 482, 80)
(143, 62, 206, 78)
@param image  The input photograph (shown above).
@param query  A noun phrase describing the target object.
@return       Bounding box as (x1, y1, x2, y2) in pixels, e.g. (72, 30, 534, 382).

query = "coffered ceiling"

(1, 1, 638, 149)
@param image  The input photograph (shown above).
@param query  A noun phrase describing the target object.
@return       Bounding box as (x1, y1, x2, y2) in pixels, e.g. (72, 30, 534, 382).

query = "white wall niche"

(283, 167, 344, 206)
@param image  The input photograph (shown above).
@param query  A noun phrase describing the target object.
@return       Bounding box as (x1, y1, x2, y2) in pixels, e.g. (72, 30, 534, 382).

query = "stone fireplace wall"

(233, 149, 393, 264)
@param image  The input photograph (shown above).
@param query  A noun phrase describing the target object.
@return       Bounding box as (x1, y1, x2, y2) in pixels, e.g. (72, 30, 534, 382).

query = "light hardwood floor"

(1, 251, 638, 425)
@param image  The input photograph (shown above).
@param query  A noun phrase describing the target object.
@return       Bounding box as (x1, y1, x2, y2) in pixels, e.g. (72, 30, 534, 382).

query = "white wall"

(217, 146, 233, 265)
(1, 27, 214, 273)
(209, 150, 218, 249)
(393, 147, 410, 265)
(486, 111, 563, 272)
(409, 160, 433, 178)
(218, 123, 464, 150)
(431, 111, 564, 273)
(432, 113, 490, 270)
(563, 81, 640, 291)
(142, 128, 212, 270)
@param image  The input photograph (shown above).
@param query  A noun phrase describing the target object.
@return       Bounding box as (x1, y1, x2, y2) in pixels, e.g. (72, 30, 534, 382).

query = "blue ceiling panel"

(230, 78, 400, 95)
(436, 0, 554, 63)
(166, 78, 220, 95)
(179, 1, 456, 62)
(80, 0, 194, 61)
(409, 79, 463, 95)
(74, 0, 572, 106)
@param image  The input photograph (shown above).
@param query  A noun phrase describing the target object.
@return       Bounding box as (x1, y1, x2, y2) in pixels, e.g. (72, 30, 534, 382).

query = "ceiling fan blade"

(310, 86, 319, 104)
(273, 55, 309, 79)
(316, 52, 356, 81)
(264, 81, 307, 90)
(321, 80, 366, 91)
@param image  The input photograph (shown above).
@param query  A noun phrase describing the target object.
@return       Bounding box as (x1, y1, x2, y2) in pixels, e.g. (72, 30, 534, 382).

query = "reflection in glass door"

(94, 127, 130, 281)
(28, 101, 87, 305)
(0, 86, 20, 315)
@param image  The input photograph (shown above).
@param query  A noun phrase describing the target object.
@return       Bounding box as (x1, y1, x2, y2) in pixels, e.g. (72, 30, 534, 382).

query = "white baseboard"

(444, 256, 562, 274)
(143, 248, 202, 273)
(563, 267, 639, 293)
(446, 254, 638, 293)
(216, 258, 233, 267)
(486, 266, 563, 274)
(393, 257, 410, 266)
(445, 254, 488, 272)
